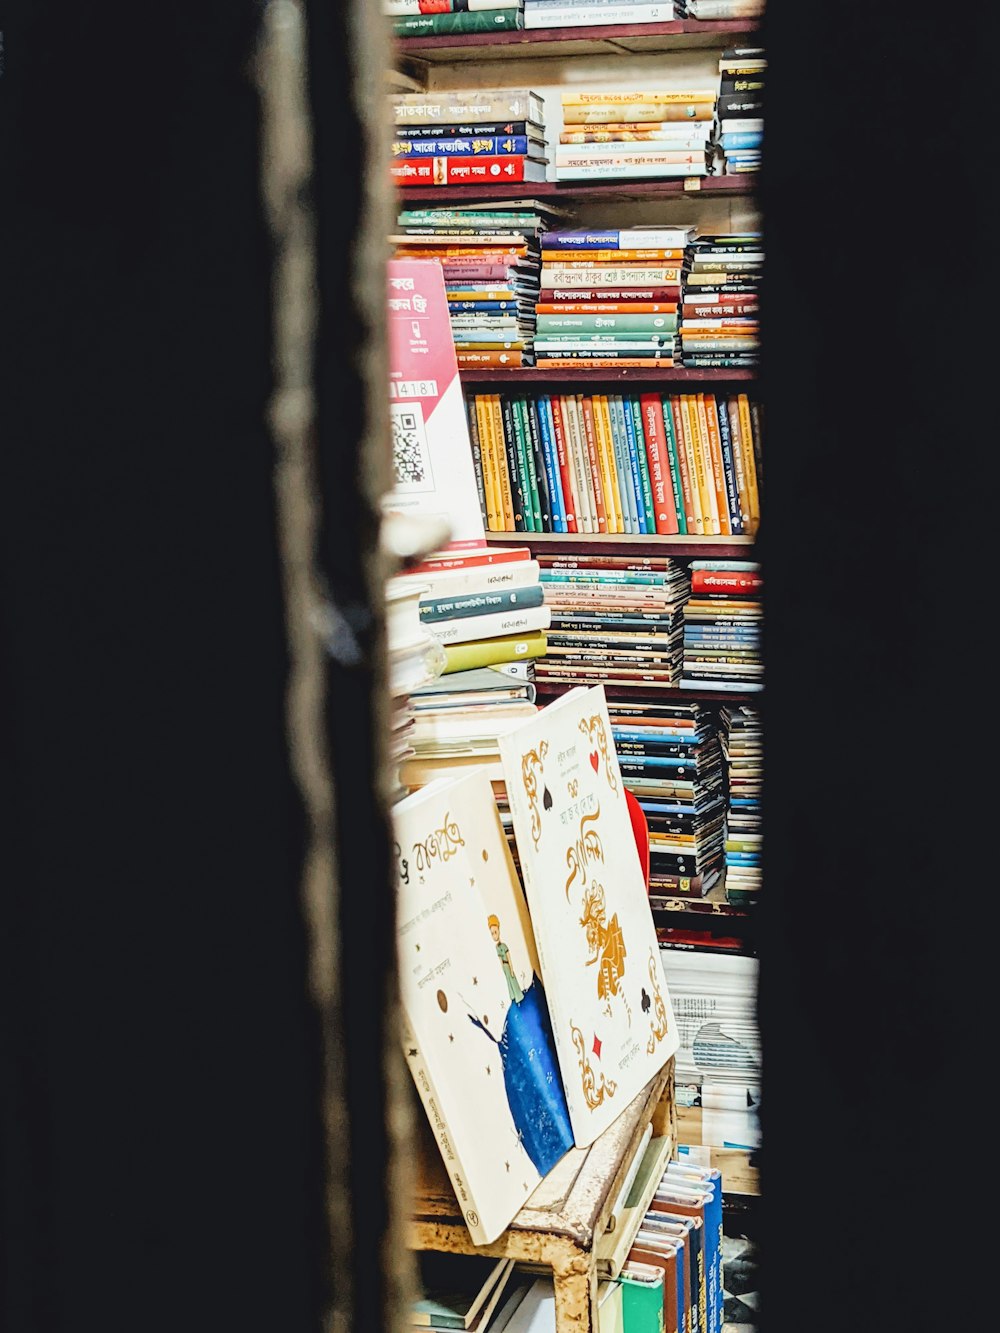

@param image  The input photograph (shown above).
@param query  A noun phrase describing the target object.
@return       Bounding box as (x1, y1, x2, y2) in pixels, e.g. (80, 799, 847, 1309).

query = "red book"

(639, 393, 679, 535)
(548, 396, 578, 532)
(410, 545, 532, 575)
(690, 569, 762, 596)
(580, 397, 608, 533)
(391, 157, 539, 186)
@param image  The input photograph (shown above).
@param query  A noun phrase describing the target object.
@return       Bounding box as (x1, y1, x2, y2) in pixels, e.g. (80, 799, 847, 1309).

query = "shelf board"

(395, 19, 759, 65)
(395, 175, 753, 206)
(460, 367, 756, 387)
(487, 531, 755, 557)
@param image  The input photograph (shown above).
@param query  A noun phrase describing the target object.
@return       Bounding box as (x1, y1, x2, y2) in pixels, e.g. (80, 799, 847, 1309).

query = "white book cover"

(394, 772, 573, 1244)
(498, 686, 679, 1146)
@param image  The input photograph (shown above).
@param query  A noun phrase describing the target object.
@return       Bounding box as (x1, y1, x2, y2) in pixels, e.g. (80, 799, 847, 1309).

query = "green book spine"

(619, 1269, 665, 1333)
(393, 10, 523, 37)
(661, 395, 688, 535)
(536, 313, 679, 335)
(499, 395, 527, 532)
(525, 398, 552, 532)
(509, 397, 537, 533)
(514, 398, 542, 532)
(629, 396, 657, 532)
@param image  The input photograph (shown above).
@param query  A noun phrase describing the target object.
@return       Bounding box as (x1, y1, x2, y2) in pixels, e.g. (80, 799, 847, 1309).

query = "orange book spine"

(457, 350, 524, 368)
(703, 394, 732, 536)
(580, 396, 609, 532)
(678, 396, 706, 536)
(539, 248, 687, 263)
(737, 392, 761, 534)
(696, 392, 723, 536)
(490, 394, 515, 531)
(592, 395, 621, 534)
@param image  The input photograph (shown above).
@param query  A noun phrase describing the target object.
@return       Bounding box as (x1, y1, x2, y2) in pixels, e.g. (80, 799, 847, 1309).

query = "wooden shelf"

(488, 531, 755, 557)
(396, 175, 752, 206)
(396, 19, 758, 65)
(460, 367, 756, 387)
(410, 1059, 675, 1331)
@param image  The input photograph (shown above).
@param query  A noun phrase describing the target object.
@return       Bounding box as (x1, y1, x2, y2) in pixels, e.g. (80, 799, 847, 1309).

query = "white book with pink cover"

(497, 685, 679, 1146)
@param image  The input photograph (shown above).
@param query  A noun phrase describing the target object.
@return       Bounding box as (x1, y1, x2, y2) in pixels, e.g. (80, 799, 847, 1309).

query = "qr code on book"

(390, 401, 433, 492)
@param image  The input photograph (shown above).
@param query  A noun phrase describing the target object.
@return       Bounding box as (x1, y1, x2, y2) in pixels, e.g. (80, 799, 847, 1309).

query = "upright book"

(498, 685, 680, 1145)
(394, 770, 574, 1244)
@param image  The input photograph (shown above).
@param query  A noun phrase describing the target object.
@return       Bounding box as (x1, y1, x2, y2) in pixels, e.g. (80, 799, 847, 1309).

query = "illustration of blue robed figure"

(467, 915, 574, 1175)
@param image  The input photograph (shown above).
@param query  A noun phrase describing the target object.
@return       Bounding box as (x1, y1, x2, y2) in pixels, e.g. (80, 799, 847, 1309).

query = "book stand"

(409, 1057, 675, 1331)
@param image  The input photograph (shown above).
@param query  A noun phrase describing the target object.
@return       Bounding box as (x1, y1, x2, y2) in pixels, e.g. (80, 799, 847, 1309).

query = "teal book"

(660, 396, 688, 535)
(607, 395, 636, 534)
(419, 583, 545, 624)
(620, 394, 650, 534)
(509, 397, 538, 534)
(620, 1265, 666, 1332)
(629, 396, 658, 536)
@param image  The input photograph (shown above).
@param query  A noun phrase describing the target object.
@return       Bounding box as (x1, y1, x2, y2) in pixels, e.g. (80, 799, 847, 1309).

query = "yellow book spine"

(475, 394, 500, 531)
(681, 395, 708, 537)
(695, 393, 722, 536)
(593, 395, 621, 534)
(737, 392, 761, 534)
(490, 394, 515, 531)
(600, 395, 626, 536)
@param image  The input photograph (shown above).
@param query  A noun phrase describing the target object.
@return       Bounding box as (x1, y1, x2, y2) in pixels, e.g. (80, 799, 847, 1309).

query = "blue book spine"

(617, 756, 698, 771)
(713, 397, 745, 535)
(448, 300, 520, 313)
(541, 395, 568, 533)
(393, 135, 532, 158)
(608, 396, 636, 534)
(619, 395, 649, 534)
(720, 132, 763, 149)
(537, 395, 567, 534)
(612, 729, 698, 743)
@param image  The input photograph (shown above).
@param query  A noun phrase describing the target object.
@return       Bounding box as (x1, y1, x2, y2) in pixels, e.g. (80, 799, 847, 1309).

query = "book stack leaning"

(535, 224, 695, 369)
(556, 89, 716, 182)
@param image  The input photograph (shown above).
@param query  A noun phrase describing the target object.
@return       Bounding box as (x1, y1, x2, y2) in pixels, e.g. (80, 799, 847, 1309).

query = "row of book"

(716, 47, 764, 174)
(681, 560, 761, 693)
(388, 0, 764, 38)
(679, 234, 761, 369)
(390, 88, 550, 187)
(411, 1149, 725, 1333)
(720, 703, 761, 906)
(465, 391, 763, 537)
(556, 87, 716, 182)
(387, 0, 525, 39)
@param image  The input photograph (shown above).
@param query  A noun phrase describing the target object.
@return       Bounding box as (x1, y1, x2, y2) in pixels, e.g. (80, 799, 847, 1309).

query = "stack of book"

(465, 389, 761, 537)
(679, 0, 764, 15)
(680, 233, 762, 369)
(388, 0, 525, 38)
(535, 224, 695, 369)
(720, 703, 761, 907)
(385, 574, 448, 801)
(524, 0, 677, 28)
(533, 553, 689, 696)
(393, 544, 548, 788)
(393, 202, 560, 368)
(609, 698, 726, 900)
(659, 946, 761, 1153)
(716, 47, 765, 174)
(681, 559, 763, 694)
(556, 89, 716, 181)
(389, 88, 549, 189)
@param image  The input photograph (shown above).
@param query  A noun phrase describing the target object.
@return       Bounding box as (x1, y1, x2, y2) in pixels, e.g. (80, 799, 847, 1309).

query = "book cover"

(497, 686, 680, 1145)
(388, 260, 487, 551)
(394, 771, 574, 1244)
(442, 631, 548, 673)
(621, 1262, 670, 1333)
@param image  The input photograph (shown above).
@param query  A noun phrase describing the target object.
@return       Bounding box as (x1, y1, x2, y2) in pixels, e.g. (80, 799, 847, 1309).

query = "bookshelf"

(396, 174, 752, 206)
(410, 1060, 675, 1332)
(397, 19, 759, 66)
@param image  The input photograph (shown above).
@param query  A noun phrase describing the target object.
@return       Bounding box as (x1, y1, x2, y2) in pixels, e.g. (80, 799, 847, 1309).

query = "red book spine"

(548, 397, 578, 532)
(580, 397, 608, 533)
(391, 157, 532, 186)
(411, 545, 532, 574)
(690, 571, 762, 595)
(639, 393, 679, 535)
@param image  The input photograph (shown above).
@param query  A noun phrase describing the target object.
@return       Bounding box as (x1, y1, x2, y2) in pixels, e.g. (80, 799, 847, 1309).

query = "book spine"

(736, 393, 760, 533)
(393, 9, 523, 36)
(593, 395, 622, 534)
(475, 394, 500, 531)
(702, 394, 731, 536)
(419, 585, 544, 623)
(387, 0, 522, 12)
(659, 393, 687, 535)
(462, 395, 487, 530)
(637, 393, 675, 536)
(685, 395, 714, 535)
(630, 396, 658, 536)
(509, 396, 536, 533)
(429, 605, 551, 645)
(541, 267, 684, 288)
(537, 395, 567, 533)
(527, 1, 676, 26)
(524, 398, 551, 532)
(605, 395, 632, 534)
(749, 399, 764, 497)
(456, 350, 524, 368)
(536, 314, 679, 335)
(677, 396, 705, 536)
(390, 157, 538, 185)
(580, 396, 609, 532)
(713, 395, 744, 536)
(567, 395, 596, 534)
(514, 397, 541, 531)
(392, 135, 534, 158)
(540, 287, 681, 303)
(554, 163, 709, 180)
(500, 395, 527, 532)
(548, 395, 577, 532)
(394, 119, 537, 139)
(491, 393, 516, 531)
(619, 394, 649, 534)
(398, 1012, 489, 1246)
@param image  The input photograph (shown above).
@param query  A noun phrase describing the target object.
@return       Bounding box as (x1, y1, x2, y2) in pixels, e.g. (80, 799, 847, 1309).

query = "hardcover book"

(498, 685, 679, 1145)
(394, 770, 574, 1244)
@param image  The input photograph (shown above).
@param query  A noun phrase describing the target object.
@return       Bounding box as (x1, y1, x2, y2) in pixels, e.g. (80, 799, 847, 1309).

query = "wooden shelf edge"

(395, 18, 759, 62)
(460, 368, 757, 386)
(395, 176, 753, 205)
(487, 531, 755, 556)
